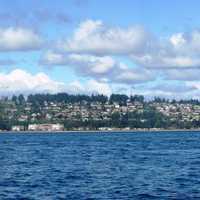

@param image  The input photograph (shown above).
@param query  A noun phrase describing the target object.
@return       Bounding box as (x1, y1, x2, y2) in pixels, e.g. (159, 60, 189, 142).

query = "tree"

(111, 112, 121, 127)
(109, 94, 129, 105)
(130, 95, 144, 103)
(18, 94, 25, 105)
(12, 95, 18, 104)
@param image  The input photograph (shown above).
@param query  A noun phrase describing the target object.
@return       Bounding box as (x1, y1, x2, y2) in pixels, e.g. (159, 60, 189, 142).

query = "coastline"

(1, 128, 200, 133)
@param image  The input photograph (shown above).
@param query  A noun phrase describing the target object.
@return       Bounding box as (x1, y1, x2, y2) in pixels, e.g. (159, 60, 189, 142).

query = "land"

(0, 93, 200, 131)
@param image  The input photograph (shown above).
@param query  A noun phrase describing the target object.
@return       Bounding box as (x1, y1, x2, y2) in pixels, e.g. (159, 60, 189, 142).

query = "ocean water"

(1, 132, 200, 200)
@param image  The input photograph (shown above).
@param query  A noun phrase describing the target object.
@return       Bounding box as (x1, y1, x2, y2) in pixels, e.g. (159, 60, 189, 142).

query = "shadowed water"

(1, 131, 200, 200)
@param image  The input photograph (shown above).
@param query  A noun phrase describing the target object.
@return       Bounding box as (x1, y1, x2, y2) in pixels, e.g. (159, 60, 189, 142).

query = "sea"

(1, 131, 200, 200)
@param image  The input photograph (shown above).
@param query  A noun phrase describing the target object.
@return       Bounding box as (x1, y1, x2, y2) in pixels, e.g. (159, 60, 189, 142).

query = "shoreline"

(1, 128, 200, 133)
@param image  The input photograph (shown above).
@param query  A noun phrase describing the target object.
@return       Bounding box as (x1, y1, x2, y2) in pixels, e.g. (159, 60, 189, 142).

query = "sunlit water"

(1, 131, 200, 199)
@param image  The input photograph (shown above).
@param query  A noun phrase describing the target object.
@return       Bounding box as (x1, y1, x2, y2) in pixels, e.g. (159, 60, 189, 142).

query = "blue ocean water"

(0, 132, 200, 200)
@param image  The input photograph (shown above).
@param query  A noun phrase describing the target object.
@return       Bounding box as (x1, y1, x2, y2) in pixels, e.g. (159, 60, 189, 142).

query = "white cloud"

(41, 51, 154, 84)
(169, 31, 200, 54)
(131, 30, 200, 69)
(0, 27, 42, 51)
(133, 54, 200, 68)
(68, 54, 115, 74)
(41, 51, 65, 65)
(58, 19, 152, 55)
(38, 20, 200, 99)
(0, 69, 65, 94)
(0, 69, 112, 96)
(56, 19, 200, 70)
(170, 33, 186, 47)
(1, 69, 199, 99)
(41, 51, 115, 75)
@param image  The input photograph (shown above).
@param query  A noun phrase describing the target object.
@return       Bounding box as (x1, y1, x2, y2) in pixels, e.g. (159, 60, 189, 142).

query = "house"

(12, 125, 25, 131)
(28, 123, 64, 131)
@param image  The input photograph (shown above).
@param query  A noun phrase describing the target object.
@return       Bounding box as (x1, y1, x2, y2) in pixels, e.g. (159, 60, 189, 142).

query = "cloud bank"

(0, 69, 112, 96)
(1, 19, 200, 98)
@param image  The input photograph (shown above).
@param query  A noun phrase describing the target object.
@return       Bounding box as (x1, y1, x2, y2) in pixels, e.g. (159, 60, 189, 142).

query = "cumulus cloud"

(56, 19, 200, 70)
(57, 19, 152, 55)
(0, 69, 65, 95)
(0, 27, 42, 51)
(132, 30, 200, 69)
(169, 31, 200, 55)
(0, 69, 112, 96)
(41, 51, 115, 76)
(31, 19, 200, 98)
(40, 51, 155, 84)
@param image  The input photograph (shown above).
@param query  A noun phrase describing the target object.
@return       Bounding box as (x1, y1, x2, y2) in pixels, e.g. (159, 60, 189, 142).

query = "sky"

(1, 0, 200, 99)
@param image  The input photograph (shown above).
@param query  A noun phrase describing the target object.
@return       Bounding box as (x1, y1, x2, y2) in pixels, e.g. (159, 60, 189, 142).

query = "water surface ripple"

(1, 131, 200, 199)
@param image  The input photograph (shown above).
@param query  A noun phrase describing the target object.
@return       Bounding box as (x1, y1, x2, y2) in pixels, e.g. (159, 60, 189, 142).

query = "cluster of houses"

(152, 102, 200, 122)
(9, 101, 144, 123)
(2, 98, 200, 131)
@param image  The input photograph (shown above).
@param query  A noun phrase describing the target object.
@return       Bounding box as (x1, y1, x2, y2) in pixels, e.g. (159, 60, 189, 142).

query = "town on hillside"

(0, 93, 200, 131)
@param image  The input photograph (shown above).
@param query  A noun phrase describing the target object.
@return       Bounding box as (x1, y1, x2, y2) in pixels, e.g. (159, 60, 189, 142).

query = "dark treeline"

(151, 97, 200, 105)
(11, 93, 145, 105)
(28, 93, 108, 105)
(9, 93, 200, 105)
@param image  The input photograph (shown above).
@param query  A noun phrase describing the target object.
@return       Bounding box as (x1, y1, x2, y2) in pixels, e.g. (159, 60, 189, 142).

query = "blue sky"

(1, 0, 200, 98)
